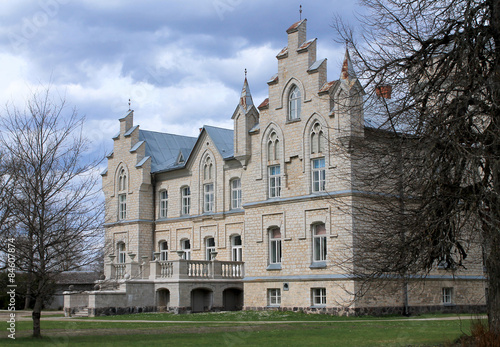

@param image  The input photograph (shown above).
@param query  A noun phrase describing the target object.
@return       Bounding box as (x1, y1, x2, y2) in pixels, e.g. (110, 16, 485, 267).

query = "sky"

(0, 0, 362, 159)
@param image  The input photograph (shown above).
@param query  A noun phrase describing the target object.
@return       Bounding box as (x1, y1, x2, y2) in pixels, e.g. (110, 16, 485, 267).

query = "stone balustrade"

(105, 259, 244, 281)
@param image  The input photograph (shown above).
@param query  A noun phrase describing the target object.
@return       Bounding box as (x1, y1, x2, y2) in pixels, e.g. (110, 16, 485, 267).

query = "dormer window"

(289, 86, 301, 120)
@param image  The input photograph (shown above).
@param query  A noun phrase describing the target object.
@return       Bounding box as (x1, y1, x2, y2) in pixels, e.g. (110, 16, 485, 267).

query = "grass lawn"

(2, 311, 485, 346)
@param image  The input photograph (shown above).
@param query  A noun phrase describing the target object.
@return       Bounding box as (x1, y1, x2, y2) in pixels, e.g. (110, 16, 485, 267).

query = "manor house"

(64, 19, 486, 317)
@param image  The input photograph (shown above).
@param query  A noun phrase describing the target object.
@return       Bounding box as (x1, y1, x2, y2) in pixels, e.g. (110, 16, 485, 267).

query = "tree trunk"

(487, 232, 500, 335)
(32, 296, 43, 338)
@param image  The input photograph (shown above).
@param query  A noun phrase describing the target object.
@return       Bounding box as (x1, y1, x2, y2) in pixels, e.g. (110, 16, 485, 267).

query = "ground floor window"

(268, 288, 281, 306)
(311, 288, 326, 306)
(442, 287, 453, 305)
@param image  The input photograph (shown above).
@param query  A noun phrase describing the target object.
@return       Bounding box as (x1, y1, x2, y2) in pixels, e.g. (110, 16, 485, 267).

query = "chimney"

(375, 85, 392, 99)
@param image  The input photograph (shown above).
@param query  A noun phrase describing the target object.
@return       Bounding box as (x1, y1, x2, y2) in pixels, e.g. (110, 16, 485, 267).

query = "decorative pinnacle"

(300, 5, 302, 20)
(128, 98, 131, 111)
(245, 68, 247, 79)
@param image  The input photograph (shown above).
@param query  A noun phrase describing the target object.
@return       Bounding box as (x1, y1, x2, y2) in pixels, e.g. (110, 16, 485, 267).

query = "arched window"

(267, 131, 280, 161)
(310, 123, 325, 154)
(231, 235, 242, 261)
(312, 223, 327, 262)
(269, 228, 282, 265)
(117, 242, 126, 264)
(160, 190, 168, 218)
(159, 241, 168, 261)
(181, 239, 191, 260)
(181, 186, 191, 215)
(206, 237, 216, 260)
(289, 86, 301, 120)
(117, 168, 127, 220)
(203, 156, 213, 180)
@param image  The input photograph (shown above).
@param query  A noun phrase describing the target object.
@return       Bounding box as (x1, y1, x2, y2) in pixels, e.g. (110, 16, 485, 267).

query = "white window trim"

(311, 288, 326, 306)
(204, 183, 214, 212)
(181, 186, 191, 215)
(181, 239, 191, 260)
(160, 241, 168, 261)
(312, 223, 327, 262)
(118, 193, 127, 220)
(268, 165, 281, 198)
(311, 158, 326, 193)
(117, 243, 126, 263)
(269, 229, 282, 265)
(206, 237, 216, 260)
(231, 235, 243, 261)
(231, 178, 242, 209)
(268, 288, 281, 306)
(160, 190, 168, 218)
(442, 287, 453, 305)
(289, 86, 301, 120)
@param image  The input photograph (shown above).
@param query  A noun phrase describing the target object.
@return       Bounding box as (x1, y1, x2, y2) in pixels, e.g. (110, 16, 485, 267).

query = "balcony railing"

(106, 259, 244, 281)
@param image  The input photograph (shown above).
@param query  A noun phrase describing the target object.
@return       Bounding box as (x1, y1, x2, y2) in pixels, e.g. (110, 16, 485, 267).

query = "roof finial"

(245, 68, 247, 79)
(345, 38, 349, 49)
(128, 98, 131, 111)
(299, 5, 302, 20)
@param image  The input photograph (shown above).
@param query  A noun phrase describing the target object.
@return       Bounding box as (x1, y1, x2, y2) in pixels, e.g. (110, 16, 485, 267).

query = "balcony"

(105, 258, 244, 282)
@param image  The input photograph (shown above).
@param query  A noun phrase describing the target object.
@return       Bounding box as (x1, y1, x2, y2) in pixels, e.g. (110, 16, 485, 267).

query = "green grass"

(3, 319, 481, 346)
(81, 309, 483, 322)
(3, 311, 486, 346)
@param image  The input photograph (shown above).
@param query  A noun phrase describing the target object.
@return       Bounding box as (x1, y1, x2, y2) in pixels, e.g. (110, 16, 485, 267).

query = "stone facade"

(65, 18, 486, 317)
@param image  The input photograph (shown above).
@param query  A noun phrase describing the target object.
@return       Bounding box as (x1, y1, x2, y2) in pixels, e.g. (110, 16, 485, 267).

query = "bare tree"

(0, 89, 103, 338)
(332, 0, 500, 333)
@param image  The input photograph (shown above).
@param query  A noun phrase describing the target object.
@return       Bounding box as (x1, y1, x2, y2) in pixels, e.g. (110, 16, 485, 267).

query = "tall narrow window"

(160, 241, 168, 261)
(312, 158, 326, 192)
(117, 168, 127, 220)
(181, 186, 191, 215)
(311, 288, 326, 306)
(231, 178, 242, 209)
(206, 237, 216, 260)
(313, 223, 327, 262)
(289, 86, 301, 120)
(269, 228, 282, 265)
(311, 123, 325, 154)
(117, 242, 126, 263)
(181, 239, 191, 260)
(269, 165, 281, 198)
(268, 288, 281, 306)
(203, 157, 213, 180)
(231, 235, 242, 261)
(267, 131, 280, 161)
(204, 183, 214, 212)
(160, 190, 168, 218)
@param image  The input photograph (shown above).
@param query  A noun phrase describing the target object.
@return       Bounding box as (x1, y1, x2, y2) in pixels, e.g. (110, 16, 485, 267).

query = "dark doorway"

(223, 288, 243, 311)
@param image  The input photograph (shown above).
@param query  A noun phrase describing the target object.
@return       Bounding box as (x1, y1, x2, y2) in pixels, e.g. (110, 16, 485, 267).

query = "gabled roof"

(138, 130, 197, 173)
(204, 126, 234, 159)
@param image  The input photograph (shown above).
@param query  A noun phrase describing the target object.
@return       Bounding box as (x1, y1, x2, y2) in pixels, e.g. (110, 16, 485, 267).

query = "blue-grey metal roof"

(138, 130, 197, 173)
(204, 126, 234, 159)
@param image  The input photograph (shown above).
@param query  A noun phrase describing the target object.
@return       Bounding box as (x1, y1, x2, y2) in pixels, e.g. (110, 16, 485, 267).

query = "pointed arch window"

(310, 123, 325, 154)
(203, 156, 213, 180)
(117, 168, 127, 220)
(267, 131, 280, 162)
(289, 86, 301, 120)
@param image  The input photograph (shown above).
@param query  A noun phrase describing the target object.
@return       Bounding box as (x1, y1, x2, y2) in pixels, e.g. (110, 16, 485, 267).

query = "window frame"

(442, 287, 453, 305)
(181, 239, 191, 260)
(268, 165, 281, 198)
(288, 86, 301, 121)
(159, 190, 168, 218)
(311, 158, 326, 193)
(231, 235, 243, 261)
(118, 193, 127, 220)
(269, 228, 282, 265)
(311, 288, 326, 306)
(159, 241, 168, 261)
(268, 288, 281, 306)
(117, 242, 126, 264)
(206, 237, 216, 260)
(204, 183, 214, 213)
(312, 223, 327, 262)
(231, 178, 242, 209)
(181, 186, 191, 215)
